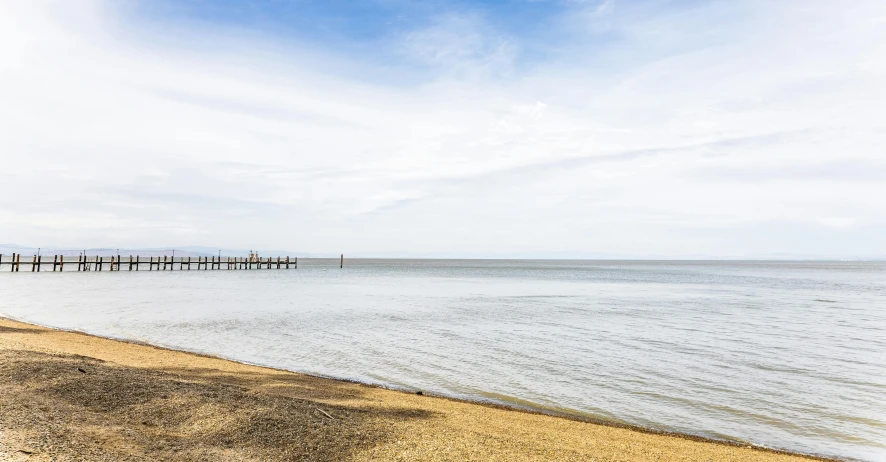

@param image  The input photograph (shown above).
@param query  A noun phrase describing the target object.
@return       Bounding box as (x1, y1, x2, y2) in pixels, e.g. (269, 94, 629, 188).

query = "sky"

(1, 0, 885, 259)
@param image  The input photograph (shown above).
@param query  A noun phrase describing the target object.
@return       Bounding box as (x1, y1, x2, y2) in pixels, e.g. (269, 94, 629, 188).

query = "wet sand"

(0, 317, 831, 461)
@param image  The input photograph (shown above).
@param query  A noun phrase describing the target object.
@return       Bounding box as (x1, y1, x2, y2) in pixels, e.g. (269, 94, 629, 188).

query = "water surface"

(1, 260, 884, 460)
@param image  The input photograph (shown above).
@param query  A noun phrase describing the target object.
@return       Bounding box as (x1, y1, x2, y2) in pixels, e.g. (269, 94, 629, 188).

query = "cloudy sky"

(1, 0, 884, 258)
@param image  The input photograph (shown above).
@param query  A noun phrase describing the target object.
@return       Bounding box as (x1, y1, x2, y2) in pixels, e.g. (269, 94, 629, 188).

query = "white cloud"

(0, 0, 884, 258)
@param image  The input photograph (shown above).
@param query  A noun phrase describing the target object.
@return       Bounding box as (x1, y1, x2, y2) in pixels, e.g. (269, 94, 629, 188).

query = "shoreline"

(0, 316, 841, 461)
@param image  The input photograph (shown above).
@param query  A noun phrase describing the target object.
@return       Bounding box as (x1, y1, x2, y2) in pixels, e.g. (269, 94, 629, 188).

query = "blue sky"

(1, 0, 884, 258)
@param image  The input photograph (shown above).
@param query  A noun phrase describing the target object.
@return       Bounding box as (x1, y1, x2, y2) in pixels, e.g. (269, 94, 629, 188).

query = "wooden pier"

(0, 254, 299, 272)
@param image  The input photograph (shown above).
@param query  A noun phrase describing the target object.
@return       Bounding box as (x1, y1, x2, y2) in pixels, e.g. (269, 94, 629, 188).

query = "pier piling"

(2, 253, 303, 273)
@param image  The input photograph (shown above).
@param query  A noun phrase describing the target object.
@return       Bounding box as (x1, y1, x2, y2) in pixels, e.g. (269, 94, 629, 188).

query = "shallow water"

(1, 260, 884, 460)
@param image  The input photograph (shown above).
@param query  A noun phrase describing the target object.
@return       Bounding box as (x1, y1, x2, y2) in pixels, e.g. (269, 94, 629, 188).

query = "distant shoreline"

(0, 316, 840, 461)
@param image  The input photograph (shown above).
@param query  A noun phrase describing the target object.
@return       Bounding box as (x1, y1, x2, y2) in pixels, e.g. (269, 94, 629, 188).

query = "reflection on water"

(1, 260, 884, 460)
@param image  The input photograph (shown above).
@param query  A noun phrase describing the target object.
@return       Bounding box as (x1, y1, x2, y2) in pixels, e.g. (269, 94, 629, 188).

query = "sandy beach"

(0, 317, 831, 461)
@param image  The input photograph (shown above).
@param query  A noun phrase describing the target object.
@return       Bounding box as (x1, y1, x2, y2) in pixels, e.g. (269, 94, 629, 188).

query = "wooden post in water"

(187, 256, 191, 270)
(52, 255, 57, 271)
(295, 256, 298, 269)
(16, 254, 21, 272)
(8, 253, 12, 272)
(31, 255, 36, 272)
(340, 254, 343, 269)
(285, 256, 290, 269)
(136, 255, 140, 271)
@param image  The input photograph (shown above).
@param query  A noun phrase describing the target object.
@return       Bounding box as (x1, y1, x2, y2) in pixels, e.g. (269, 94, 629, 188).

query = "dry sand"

(0, 317, 830, 461)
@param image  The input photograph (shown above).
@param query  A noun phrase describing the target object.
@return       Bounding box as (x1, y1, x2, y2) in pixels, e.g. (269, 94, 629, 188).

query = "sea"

(1, 259, 883, 461)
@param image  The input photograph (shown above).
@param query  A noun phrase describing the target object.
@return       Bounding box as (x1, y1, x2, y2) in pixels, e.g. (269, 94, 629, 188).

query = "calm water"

(1, 260, 884, 460)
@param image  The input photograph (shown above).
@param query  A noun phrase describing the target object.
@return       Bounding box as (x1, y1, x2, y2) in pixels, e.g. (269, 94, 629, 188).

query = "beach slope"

(0, 318, 823, 461)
